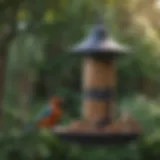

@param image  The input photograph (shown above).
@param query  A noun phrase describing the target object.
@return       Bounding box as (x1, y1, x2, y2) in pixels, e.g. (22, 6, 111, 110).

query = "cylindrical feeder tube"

(81, 57, 116, 127)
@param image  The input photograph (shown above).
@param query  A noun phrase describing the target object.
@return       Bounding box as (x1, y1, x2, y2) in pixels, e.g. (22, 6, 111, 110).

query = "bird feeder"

(54, 21, 141, 145)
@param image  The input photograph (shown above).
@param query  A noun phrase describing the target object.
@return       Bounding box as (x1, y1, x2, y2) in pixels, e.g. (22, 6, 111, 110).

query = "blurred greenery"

(0, 0, 160, 159)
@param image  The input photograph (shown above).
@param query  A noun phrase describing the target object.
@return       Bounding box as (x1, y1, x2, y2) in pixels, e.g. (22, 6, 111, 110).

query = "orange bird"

(25, 96, 63, 130)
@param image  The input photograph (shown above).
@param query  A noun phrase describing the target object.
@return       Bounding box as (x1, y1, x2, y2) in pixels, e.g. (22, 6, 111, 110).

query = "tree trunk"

(0, 4, 21, 126)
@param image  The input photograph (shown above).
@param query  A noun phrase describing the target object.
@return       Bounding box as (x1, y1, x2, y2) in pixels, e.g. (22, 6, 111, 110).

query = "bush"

(1, 95, 160, 160)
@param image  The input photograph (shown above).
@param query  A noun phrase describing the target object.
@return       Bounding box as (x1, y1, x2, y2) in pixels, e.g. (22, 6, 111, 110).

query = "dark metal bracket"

(83, 88, 114, 100)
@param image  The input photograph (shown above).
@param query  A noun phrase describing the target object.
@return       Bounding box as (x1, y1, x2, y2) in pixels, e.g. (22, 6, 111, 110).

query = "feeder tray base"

(53, 120, 140, 145)
(54, 129, 139, 145)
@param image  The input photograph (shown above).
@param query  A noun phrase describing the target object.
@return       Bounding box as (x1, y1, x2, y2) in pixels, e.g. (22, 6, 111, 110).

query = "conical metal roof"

(71, 23, 129, 57)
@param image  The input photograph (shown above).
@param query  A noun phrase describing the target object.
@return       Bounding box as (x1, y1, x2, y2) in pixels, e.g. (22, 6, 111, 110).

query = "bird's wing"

(35, 106, 52, 121)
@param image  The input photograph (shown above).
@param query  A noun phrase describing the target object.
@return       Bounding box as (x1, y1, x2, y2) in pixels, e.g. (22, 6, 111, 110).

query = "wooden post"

(82, 57, 116, 127)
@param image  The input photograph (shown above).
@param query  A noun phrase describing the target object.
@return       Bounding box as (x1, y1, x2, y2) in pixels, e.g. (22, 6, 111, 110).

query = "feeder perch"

(53, 19, 140, 145)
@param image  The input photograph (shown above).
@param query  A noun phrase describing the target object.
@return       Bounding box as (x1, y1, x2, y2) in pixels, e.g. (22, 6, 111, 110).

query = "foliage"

(1, 0, 160, 159)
